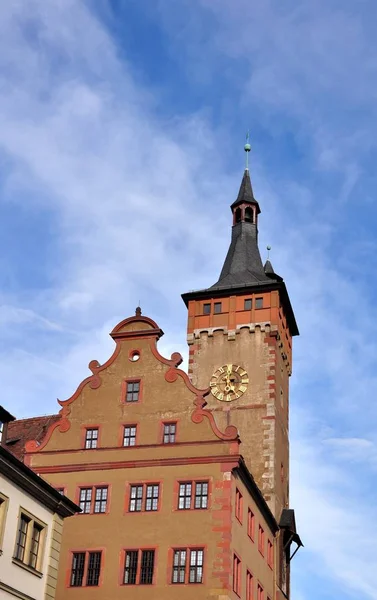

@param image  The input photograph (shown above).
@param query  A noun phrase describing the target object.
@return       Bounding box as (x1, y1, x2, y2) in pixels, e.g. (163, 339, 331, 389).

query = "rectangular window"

(189, 548, 204, 583)
(70, 551, 102, 587)
(55, 488, 65, 495)
(14, 511, 46, 571)
(244, 298, 252, 310)
(267, 539, 273, 568)
(145, 485, 159, 511)
(129, 485, 144, 512)
(15, 515, 30, 562)
(126, 381, 140, 402)
(129, 484, 160, 512)
(247, 570, 253, 600)
(163, 422, 176, 444)
(235, 488, 243, 523)
(29, 523, 43, 569)
(247, 508, 255, 540)
(71, 552, 85, 587)
(258, 525, 265, 556)
(85, 428, 98, 449)
(203, 303, 211, 315)
(214, 302, 222, 314)
(79, 488, 92, 514)
(124, 550, 138, 584)
(94, 487, 108, 514)
(178, 481, 209, 510)
(140, 550, 155, 584)
(257, 583, 264, 600)
(178, 482, 192, 510)
(123, 425, 137, 447)
(172, 548, 204, 584)
(79, 486, 108, 514)
(123, 549, 155, 585)
(86, 551, 102, 586)
(194, 481, 208, 509)
(233, 554, 241, 596)
(172, 549, 186, 584)
(255, 297, 263, 309)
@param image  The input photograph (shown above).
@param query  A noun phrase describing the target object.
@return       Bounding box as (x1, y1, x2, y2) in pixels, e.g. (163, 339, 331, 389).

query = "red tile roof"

(5, 414, 61, 461)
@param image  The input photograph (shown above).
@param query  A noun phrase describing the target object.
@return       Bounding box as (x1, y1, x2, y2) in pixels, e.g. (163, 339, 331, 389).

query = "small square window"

(244, 298, 252, 310)
(255, 297, 263, 309)
(214, 302, 222, 314)
(126, 381, 140, 403)
(123, 425, 137, 447)
(163, 423, 176, 444)
(203, 303, 211, 315)
(85, 428, 98, 449)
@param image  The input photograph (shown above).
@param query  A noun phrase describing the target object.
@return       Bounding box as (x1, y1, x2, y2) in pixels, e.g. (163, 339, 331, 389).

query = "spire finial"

(267, 245, 271, 259)
(244, 131, 251, 170)
(135, 306, 142, 316)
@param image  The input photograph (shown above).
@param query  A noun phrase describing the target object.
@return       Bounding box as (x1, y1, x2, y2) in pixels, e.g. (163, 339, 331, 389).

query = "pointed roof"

(182, 167, 299, 336)
(231, 169, 260, 212)
(210, 221, 275, 290)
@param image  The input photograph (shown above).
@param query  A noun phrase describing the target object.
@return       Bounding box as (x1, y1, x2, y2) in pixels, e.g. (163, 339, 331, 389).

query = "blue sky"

(1, 1, 377, 597)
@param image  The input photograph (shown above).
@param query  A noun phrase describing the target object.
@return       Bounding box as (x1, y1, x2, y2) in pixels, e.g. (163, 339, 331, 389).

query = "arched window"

(245, 207, 254, 223)
(235, 208, 242, 223)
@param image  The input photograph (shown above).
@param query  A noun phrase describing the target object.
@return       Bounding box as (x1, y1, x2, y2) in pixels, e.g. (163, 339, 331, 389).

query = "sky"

(1, 0, 377, 598)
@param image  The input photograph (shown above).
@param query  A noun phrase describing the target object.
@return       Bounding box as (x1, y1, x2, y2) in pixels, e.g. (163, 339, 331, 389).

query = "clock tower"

(182, 151, 298, 521)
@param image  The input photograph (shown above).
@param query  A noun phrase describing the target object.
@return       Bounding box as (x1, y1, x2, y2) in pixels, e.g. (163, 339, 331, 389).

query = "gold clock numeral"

(239, 385, 247, 393)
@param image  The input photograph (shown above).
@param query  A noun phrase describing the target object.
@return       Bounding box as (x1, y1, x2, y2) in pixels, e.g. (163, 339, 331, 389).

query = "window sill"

(12, 557, 43, 578)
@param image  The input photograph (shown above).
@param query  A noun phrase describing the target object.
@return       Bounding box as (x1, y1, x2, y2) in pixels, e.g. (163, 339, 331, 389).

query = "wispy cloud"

(1, 2, 377, 599)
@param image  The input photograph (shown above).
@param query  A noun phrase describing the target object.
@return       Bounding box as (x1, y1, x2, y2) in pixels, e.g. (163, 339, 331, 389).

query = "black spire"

(210, 169, 275, 290)
(182, 163, 298, 336)
(231, 169, 259, 210)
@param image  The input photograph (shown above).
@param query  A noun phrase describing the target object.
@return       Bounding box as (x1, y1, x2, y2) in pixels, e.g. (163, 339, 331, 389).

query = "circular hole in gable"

(129, 350, 140, 362)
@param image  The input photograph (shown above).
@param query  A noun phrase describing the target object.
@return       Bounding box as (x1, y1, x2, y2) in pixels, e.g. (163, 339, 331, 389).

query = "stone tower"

(182, 164, 298, 521)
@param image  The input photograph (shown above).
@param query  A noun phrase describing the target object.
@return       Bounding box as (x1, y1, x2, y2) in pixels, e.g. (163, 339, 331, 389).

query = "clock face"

(210, 364, 249, 402)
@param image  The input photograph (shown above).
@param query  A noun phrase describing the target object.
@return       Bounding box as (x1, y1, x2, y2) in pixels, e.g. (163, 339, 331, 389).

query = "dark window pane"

(70, 552, 85, 587)
(126, 381, 140, 402)
(172, 549, 187, 584)
(214, 302, 222, 314)
(140, 550, 155, 584)
(124, 551, 138, 585)
(255, 297, 263, 309)
(86, 551, 101, 586)
(244, 298, 252, 310)
(203, 303, 211, 315)
(178, 482, 192, 510)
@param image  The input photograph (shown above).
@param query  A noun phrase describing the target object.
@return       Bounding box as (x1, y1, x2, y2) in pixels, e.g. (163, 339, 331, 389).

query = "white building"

(0, 407, 79, 600)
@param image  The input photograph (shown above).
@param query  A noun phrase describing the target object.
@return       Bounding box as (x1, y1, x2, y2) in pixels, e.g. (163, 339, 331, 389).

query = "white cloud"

(1, 2, 377, 599)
